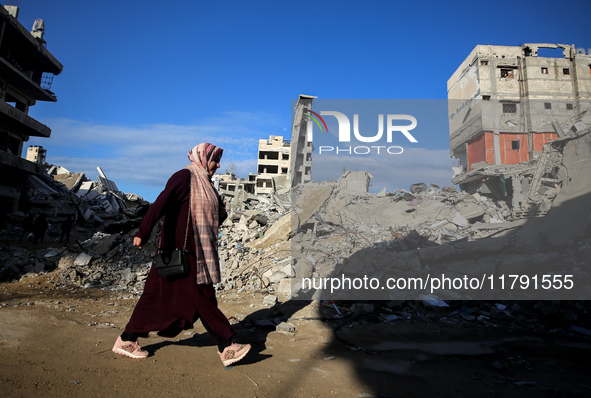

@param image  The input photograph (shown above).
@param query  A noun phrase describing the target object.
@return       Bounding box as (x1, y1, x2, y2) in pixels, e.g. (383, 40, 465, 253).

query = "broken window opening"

(503, 103, 517, 113)
(537, 47, 567, 58)
(500, 69, 513, 78)
(511, 140, 520, 150)
(563, 68, 570, 75)
(258, 164, 279, 174)
(541, 67, 548, 74)
(482, 95, 491, 101)
(259, 151, 279, 160)
(281, 167, 288, 174)
(481, 60, 489, 65)
(544, 102, 552, 110)
(256, 179, 272, 188)
(566, 103, 573, 110)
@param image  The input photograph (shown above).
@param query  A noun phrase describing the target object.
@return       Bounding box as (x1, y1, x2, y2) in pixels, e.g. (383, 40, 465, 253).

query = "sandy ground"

(1, 275, 591, 398)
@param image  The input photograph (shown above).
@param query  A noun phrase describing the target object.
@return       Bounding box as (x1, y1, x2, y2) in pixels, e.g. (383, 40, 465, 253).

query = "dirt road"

(1, 275, 590, 398)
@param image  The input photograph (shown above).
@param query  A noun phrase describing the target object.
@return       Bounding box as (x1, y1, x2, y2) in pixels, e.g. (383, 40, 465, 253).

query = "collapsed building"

(213, 172, 256, 197)
(447, 43, 591, 218)
(0, 5, 62, 215)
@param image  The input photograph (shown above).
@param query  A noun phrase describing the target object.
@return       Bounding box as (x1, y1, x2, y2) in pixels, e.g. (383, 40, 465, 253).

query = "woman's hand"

(133, 236, 143, 249)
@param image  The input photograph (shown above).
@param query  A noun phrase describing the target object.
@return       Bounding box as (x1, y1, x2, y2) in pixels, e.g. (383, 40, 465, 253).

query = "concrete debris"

(263, 294, 278, 307)
(336, 171, 373, 195)
(410, 183, 428, 194)
(288, 130, 591, 301)
(18, 165, 150, 233)
(1, 130, 590, 305)
(276, 321, 296, 333)
(73, 253, 92, 266)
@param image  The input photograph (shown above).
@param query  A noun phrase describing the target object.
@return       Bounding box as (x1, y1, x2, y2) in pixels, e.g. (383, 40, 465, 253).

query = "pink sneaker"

(112, 336, 149, 359)
(218, 342, 251, 366)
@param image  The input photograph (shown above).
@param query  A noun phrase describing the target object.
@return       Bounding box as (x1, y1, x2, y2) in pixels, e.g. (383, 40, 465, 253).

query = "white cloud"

(28, 113, 283, 201)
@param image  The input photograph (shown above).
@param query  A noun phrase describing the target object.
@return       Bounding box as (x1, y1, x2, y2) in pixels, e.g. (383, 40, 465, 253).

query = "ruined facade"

(256, 135, 291, 195)
(25, 144, 46, 164)
(0, 5, 62, 213)
(289, 94, 314, 188)
(448, 43, 591, 178)
(214, 172, 256, 197)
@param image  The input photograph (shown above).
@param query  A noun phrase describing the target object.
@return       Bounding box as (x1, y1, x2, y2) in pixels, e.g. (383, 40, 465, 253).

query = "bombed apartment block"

(448, 43, 591, 180)
(256, 135, 291, 195)
(448, 43, 591, 219)
(213, 172, 256, 198)
(0, 5, 62, 214)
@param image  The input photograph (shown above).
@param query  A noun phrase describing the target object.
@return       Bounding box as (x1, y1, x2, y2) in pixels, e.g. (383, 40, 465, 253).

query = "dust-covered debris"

(1, 130, 590, 315)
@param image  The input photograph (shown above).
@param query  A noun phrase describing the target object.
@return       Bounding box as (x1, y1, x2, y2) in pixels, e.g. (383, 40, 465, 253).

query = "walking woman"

(112, 143, 250, 367)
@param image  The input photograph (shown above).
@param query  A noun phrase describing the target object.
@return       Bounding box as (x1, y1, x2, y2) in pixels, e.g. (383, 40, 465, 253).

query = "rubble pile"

(214, 163, 544, 299)
(1, 225, 159, 294)
(1, 130, 590, 304)
(217, 189, 292, 296)
(288, 131, 591, 301)
(49, 166, 149, 224)
(0, 164, 152, 285)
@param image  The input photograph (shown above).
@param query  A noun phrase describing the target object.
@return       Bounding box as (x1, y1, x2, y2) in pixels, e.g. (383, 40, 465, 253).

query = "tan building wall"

(256, 135, 291, 195)
(26, 145, 46, 164)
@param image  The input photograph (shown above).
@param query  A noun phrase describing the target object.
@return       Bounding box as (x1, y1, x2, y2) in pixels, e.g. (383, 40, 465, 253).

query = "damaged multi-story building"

(255, 135, 292, 195)
(448, 43, 591, 178)
(255, 95, 316, 195)
(0, 5, 62, 214)
(213, 172, 256, 196)
(448, 43, 591, 217)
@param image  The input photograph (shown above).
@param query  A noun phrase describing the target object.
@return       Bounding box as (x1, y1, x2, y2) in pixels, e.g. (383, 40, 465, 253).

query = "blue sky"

(15, 0, 591, 201)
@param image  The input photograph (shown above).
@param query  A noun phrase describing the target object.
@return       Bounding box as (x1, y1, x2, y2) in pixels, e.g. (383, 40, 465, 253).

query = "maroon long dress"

(123, 169, 235, 342)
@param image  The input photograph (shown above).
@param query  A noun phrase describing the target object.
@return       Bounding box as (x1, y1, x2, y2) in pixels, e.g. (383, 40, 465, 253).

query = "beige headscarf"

(186, 143, 223, 284)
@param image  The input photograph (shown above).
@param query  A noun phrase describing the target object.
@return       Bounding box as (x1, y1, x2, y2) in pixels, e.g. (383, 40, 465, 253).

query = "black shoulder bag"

(153, 199, 191, 277)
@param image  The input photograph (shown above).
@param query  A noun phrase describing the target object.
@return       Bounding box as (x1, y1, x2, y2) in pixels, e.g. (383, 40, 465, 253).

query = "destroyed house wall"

(467, 132, 493, 168)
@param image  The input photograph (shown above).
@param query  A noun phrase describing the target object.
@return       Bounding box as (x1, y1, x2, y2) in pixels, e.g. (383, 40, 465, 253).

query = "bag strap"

(182, 184, 191, 250)
(157, 182, 191, 251)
